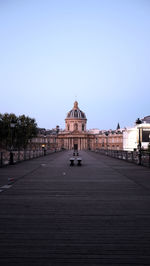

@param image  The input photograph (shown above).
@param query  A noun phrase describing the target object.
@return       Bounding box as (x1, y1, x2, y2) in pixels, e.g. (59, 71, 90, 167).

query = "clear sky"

(0, 0, 150, 130)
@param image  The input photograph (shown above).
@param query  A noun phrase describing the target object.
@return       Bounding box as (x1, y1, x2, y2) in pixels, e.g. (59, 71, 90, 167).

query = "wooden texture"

(0, 151, 150, 265)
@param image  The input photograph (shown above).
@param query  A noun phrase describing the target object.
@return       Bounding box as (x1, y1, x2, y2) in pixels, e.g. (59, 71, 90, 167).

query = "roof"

(66, 101, 86, 119)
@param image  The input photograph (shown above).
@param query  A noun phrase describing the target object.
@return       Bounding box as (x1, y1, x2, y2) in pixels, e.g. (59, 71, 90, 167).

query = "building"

(141, 116, 150, 124)
(30, 101, 123, 152)
(1, 101, 148, 153)
(59, 101, 91, 150)
(123, 122, 150, 151)
(58, 101, 123, 151)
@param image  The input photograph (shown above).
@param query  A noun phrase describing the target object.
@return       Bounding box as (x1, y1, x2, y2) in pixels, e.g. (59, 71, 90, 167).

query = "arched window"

(67, 124, 70, 131)
(82, 124, 84, 131)
(74, 110, 78, 117)
(74, 123, 78, 131)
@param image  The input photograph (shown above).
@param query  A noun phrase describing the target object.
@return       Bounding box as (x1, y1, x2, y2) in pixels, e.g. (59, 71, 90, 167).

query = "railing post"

(24, 150, 26, 161)
(17, 151, 19, 162)
(138, 150, 142, 165)
(9, 151, 14, 165)
(0, 152, 3, 167)
(131, 151, 134, 163)
(117, 150, 118, 159)
(126, 151, 128, 161)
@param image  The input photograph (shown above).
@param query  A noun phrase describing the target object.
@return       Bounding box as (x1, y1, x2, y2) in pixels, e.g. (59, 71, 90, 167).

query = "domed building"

(58, 101, 93, 150)
(31, 100, 124, 152)
(65, 101, 87, 132)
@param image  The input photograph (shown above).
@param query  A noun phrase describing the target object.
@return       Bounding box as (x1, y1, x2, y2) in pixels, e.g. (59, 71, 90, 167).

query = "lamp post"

(95, 137, 98, 151)
(105, 132, 108, 155)
(10, 118, 16, 165)
(0, 116, 3, 147)
(55, 125, 59, 152)
(136, 118, 142, 165)
(44, 133, 46, 155)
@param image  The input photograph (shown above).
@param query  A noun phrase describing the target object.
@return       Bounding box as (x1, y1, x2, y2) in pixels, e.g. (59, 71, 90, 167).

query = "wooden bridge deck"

(0, 150, 150, 265)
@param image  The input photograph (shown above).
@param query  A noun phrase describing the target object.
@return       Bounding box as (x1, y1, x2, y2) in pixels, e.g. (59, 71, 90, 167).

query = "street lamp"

(55, 125, 59, 152)
(43, 133, 47, 155)
(0, 116, 3, 146)
(10, 118, 16, 165)
(105, 132, 109, 154)
(56, 125, 59, 135)
(95, 137, 98, 151)
(136, 118, 142, 165)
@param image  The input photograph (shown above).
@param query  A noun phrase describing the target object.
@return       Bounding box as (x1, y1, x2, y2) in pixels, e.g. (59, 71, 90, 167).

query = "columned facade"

(60, 101, 88, 150)
(30, 101, 123, 152)
(58, 133, 89, 151)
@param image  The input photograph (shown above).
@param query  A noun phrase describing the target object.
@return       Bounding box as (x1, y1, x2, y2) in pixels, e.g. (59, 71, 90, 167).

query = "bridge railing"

(94, 149, 150, 168)
(0, 149, 62, 167)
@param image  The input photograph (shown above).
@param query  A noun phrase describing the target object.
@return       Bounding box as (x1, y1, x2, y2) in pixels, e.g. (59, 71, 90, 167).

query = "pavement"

(0, 150, 150, 265)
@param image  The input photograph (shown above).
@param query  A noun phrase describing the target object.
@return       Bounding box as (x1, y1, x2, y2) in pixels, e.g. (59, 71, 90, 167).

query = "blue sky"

(0, 0, 150, 130)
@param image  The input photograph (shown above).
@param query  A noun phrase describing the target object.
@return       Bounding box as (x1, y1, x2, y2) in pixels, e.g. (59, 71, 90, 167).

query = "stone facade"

(65, 101, 87, 133)
(62, 101, 88, 150)
(94, 133, 123, 151)
(30, 101, 123, 152)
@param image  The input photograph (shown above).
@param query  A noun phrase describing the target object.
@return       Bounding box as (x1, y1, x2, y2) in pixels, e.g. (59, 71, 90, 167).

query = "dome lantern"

(73, 101, 78, 109)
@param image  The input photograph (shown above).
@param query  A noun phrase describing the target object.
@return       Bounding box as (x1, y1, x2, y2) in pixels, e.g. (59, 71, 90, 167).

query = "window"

(74, 110, 78, 117)
(82, 124, 84, 131)
(74, 123, 78, 130)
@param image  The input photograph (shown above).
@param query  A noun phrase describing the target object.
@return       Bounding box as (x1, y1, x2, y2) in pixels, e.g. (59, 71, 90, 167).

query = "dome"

(66, 101, 86, 119)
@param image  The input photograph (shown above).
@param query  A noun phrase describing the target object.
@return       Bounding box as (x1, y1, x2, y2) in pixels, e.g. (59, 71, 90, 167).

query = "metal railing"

(93, 149, 150, 168)
(0, 149, 62, 167)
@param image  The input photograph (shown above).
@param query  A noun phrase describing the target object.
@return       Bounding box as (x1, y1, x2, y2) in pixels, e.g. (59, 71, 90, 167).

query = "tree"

(0, 113, 17, 150)
(16, 115, 37, 149)
(0, 113, 37, 150)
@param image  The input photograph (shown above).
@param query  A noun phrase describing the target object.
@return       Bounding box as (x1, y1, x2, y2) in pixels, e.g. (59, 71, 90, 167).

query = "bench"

(70, 157, 75, 166)
(77, 157, 82, 166)
(73, 152, 79, 156)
